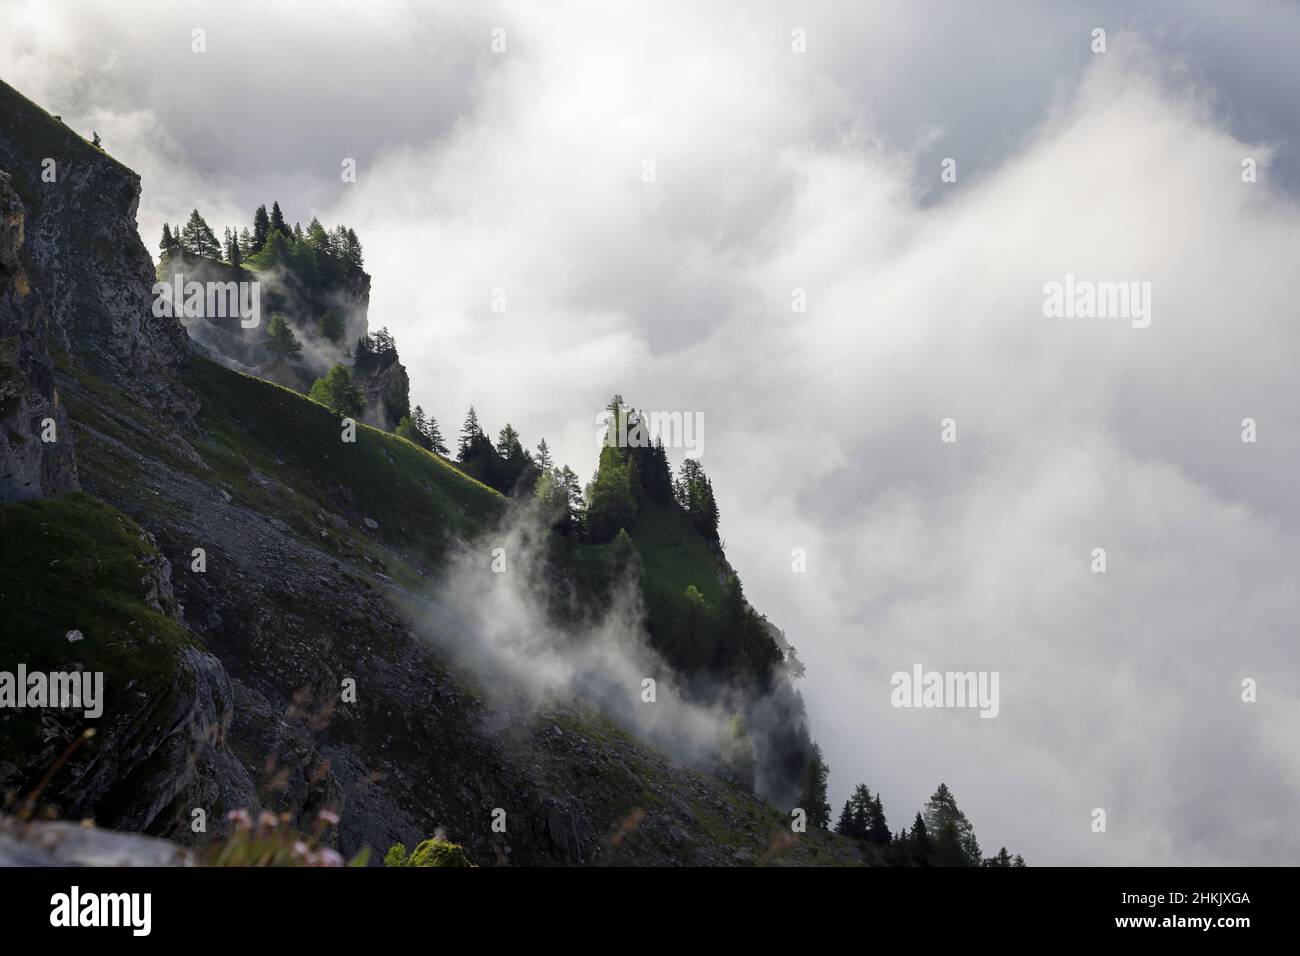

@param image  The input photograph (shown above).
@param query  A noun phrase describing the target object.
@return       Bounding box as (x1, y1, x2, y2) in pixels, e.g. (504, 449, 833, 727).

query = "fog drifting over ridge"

(5, 0, 1300, 863)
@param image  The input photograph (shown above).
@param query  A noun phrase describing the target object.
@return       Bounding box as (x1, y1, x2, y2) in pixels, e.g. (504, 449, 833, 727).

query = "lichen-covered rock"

(404, 837, 476, 867)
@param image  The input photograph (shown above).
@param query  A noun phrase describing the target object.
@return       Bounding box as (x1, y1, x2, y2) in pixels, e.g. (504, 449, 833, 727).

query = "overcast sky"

(4, 0, 1299, 864)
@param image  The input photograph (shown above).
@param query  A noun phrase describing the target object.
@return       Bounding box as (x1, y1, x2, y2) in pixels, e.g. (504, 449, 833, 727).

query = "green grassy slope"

(185, 357, 502, 567)
(0, 493, 193, 760)
(632, 500, 728, 605)
(59, 352, 505, 578)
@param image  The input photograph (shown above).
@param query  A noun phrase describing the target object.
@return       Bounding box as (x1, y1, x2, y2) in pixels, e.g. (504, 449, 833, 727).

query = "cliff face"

(0, 171, 78, 499)
(0, 84, 188, 377)
(0, 80, 196, 504)
(353, 346, 411, 431)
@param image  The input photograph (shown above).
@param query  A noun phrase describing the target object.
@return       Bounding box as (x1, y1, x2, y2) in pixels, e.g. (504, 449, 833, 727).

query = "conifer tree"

(933, 819, 968, 867)
(869, 793, 892, 847)
(849, 784, 872, 839)
(239, 227, 255, 257)
(836, 799, 856, 836)
(259, 230, 291, 268)
(983, 847, 1014, 868)
(344, 227, 364, 268)
(559, 465, 584, 535)
(269, 201, 290, 238)
(586, 445, 639, 543)
(923, 783, 977, 863)
(308, 365, 364, 417)
(180, 209, 221, 259)
(264, 313, 302, 363)
(536, 438, 553, 471)
(909, 813, 931, 866)
(159, 223, 176, 258)
(252, 204, 270, 251)
(890, 828, 912, 866)
(396, 415, 423, 445)
(458, 407, 484, 461)
(316, 309, 343, 343)
(797, 743, 832, 830)
(496, 424, 524, 461)
(423, 414, 448, 456)
(675, 459, 720, 545)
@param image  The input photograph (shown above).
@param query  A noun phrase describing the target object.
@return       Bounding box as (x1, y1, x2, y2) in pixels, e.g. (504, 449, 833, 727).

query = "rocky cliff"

(0, 170, 78, 499)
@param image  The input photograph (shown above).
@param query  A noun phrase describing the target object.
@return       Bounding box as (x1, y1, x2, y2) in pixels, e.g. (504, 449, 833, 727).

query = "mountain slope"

(0, 75, 864, 865)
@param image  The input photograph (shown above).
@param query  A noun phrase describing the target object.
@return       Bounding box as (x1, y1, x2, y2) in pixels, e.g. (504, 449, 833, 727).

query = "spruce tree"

(269, 201, 290, 238)
(869, 793, 892, 846)
(850, 784, 872, 839)
(252, 205, 270, 251)
(675, 459, 720, 545)
(909, 813, 931, 866)
(836, 800, 856, 837)
(496, 423, 524, 461)
(424, 415, 448, 457)
(536, 438, 553, 471)
(923, 783, 977, 862)
(933, 819, 968, 867)
(559, 465, 584, 535)
(180, 209, 221, 259)
(264, 313, 302, 362)
(796, 743, 832, 830)
(983, 847, 1014, 868)
(586, 445, 639, 543)
(343, 227, 363, 268)
(159, 223, 175, 258)
(458, 407, 483, 461)
(890, 828, 912, 866)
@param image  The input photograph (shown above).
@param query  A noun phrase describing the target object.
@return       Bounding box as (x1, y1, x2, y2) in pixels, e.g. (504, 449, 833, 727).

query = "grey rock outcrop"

(0, 170, 79, 500)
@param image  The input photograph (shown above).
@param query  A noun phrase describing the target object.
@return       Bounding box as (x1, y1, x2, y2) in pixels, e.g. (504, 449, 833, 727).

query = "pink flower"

(258, 811, 279, 829)
(314, 848, 345, 867)
(318, 809, 340, 825)
(226, 809, 252, 829)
